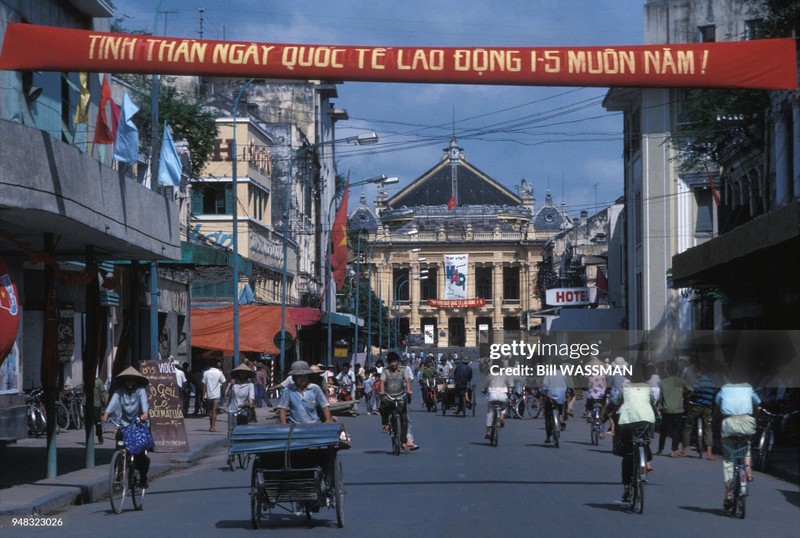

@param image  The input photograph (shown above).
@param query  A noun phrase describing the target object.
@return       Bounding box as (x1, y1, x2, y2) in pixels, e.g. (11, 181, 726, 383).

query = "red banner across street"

(0, 23, 796, 90)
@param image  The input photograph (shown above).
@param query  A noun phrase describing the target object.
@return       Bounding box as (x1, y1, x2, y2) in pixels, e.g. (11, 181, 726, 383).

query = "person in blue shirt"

(716, 375, 760, 509)
(277, 361, 332, 425)
(679, 364, 718, 459)
(542, 368, 568, 445)
(101, 366, 151, 489)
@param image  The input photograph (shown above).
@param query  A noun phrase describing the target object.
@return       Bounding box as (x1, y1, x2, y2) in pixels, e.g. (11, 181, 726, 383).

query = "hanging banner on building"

(424, 325, 435, 344)
(0, 24, 797, 90)
(444, 254, 469, 300)
(139, 360, 188, 453)
(545, 287, 597, 306)
(57, 303, 75, 363)
(427, 298, 486, 308)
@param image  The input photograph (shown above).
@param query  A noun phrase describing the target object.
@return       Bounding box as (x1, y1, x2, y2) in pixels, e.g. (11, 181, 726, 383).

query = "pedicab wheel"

(109, 451, 127, 514)
(333, 458, 344, 528)
(238, 453, 251, 470)
(228, 454, 235, 472)
(251, 466, 264, 529)
(130, 468, 145, 511)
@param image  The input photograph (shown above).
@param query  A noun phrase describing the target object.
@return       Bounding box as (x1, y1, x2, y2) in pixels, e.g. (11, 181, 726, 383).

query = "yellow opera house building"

(350, 139, 573, 353)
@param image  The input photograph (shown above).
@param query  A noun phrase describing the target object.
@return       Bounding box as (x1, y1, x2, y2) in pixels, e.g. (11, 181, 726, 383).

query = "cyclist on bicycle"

(226, 363, 256, 426)
(716, 372, 760, 510)
(483, 359, 511, 439)
(379, 352, 413, 451)
(614, 364, 658, 502)
(276, 361, 332, 424)
(101, 366, 151, 489)
(542, 364, 568, 445)
(452, 356, 473, 412)
(418, 357, 439, 408)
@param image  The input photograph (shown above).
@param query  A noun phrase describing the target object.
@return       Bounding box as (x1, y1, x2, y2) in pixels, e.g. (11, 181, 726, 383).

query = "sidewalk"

(0, 405, 279, 516)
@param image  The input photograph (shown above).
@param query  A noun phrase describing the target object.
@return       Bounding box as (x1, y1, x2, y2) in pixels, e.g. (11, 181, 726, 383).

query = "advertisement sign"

(444, 254, 468, 300)
(545, 287, 597, 306)
(57, 303, 75, 363)
(424, 325, 435, 344)
(139, 360, 188, 453)
(0, 24, 796, 90)
(0, 258, 20, 369)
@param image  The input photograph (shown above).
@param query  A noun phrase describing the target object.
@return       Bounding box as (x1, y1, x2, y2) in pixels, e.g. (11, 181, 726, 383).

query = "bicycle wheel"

(471, 391, 476, 417)
(71, 400, 83, 430)
(758, 431, 771, 470)
(32, 407, 46, 438)
(591, 424, 599, 446)
(695, 419, 704, 459)
(251, 466, 263, 529)
(109, 450, 127, 514)
(130, 463, 145, 511)
(517, 394, 539, 420)
(333, 457, 344, 528)
(392, 412, 402, 455)
(551, 408, 560, 448)
(491, 409, 499, 447)
(56, 402, 69, 431)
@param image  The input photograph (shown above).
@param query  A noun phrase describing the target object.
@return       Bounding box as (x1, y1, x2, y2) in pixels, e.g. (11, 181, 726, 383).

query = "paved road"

(19, 396, 800, 538)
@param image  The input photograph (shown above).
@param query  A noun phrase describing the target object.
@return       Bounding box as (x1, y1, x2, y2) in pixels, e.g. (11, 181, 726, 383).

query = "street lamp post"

(392, 273, 427, 354)
(231, 78, 255, 367)
(279, 134, 381, 373)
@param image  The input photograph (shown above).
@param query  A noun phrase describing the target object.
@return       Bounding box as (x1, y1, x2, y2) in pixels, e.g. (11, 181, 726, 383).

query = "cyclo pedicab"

(437, 377, 476, 417)
(230, 360, 350, 529)
(230, 422, 350, 529)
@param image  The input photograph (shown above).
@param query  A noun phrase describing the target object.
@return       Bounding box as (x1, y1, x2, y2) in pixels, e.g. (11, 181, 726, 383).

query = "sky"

(111, 0, 645, 217)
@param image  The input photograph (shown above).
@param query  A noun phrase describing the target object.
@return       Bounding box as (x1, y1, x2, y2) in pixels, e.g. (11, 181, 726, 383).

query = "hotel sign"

(545, 287, 596, 306)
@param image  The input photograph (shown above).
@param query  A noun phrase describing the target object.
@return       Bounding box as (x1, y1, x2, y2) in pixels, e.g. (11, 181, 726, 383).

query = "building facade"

(357, 139, 566, 351)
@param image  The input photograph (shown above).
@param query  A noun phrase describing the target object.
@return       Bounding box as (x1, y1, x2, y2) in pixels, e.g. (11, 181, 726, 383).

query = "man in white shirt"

(202, 361, 227, 432)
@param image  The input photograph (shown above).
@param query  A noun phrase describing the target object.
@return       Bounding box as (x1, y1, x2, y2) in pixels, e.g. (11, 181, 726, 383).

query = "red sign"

(0, 24, 796, 90)
(0, 258, 19, 368)
(427, 298, 486, 308)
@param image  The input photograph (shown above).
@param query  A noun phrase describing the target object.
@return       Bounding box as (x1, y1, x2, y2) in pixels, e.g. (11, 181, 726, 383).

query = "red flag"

(93, 76, 119, 144)
(330, 177, 350, 291)
(447, 195, 456, 211)
(704, 165, 721, 206)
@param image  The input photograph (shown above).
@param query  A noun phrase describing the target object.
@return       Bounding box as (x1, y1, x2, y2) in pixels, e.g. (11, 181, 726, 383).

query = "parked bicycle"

(106, 418, 148, 514)
(723, 435, 750, 519)
(629, 424, 651, 514)
(26, 389, 47, 438)
(61, 385, 84, 430)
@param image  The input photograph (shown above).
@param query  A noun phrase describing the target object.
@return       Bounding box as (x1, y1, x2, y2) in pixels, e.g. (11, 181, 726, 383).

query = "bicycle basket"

(121, 422, 155, 455)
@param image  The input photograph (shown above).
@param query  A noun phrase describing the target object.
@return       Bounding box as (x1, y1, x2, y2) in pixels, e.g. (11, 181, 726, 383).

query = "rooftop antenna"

(198, 7, 205, 39)
(594, 182, 598, 209)
(452, 105, 456, 139)
(159, 10, 178, 35)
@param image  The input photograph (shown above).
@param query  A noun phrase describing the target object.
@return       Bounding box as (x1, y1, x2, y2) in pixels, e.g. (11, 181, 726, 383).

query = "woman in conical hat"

(226, 363, 256, 428)
(101, 365, 152, 488)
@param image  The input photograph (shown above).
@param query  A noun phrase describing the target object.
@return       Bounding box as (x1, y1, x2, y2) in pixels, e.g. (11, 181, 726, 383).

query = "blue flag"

(158, 121, 182, 186)
(113, 92, 139, 163)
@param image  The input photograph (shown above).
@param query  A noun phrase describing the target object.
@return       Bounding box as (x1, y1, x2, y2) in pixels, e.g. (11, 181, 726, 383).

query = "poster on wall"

(424, 325, 435, 344)
(139, 360, 188, 453)
(57, 303, 75, 363)
(444, 254, 468, 300)
(0, 341, 20, 395)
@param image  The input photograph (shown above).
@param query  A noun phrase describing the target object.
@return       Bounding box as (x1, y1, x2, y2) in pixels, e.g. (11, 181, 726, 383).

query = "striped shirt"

(690, 375, 717, 407)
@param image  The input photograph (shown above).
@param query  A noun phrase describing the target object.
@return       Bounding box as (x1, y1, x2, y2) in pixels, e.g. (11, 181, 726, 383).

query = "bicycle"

(509, 387, 542, 420)
(106, 418, 148, 514)
(752, 408, 777, 471)
(589, 401, 603, 446)
(26, 389, 47, 437)
(629, 424, 652, 514)
(227, 407, 253, 471)
(488, 401, 503, 447)
(385, 395, 406, 455)
(723, 435, 750, 519)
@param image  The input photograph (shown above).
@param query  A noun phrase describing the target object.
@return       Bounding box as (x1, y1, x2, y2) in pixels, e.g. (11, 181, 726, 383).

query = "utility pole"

(198, 7, 205, 38)
(159, 10, 178, 35)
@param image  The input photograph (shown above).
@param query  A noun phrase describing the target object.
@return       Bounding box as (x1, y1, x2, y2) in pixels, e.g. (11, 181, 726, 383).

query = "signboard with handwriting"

(139, 360, 188, 452)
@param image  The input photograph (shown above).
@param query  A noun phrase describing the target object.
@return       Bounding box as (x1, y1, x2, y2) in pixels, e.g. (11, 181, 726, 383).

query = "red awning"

(191, 305, 298, 355)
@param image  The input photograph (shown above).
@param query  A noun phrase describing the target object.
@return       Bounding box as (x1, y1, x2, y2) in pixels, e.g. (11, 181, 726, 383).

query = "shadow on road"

(348, 479, 619, 486)
(584, 502, 631, 513)
(678, 505, 729, 517)
(778, 489, 800, 508)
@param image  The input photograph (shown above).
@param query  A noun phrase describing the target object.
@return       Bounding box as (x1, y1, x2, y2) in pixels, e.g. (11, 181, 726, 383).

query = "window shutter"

(190, 185, 204, 215)
(224, 184, 233, 215)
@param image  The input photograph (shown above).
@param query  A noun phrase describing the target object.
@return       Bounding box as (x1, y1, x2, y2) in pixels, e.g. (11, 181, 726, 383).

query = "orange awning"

(191, 305, 298, 355)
